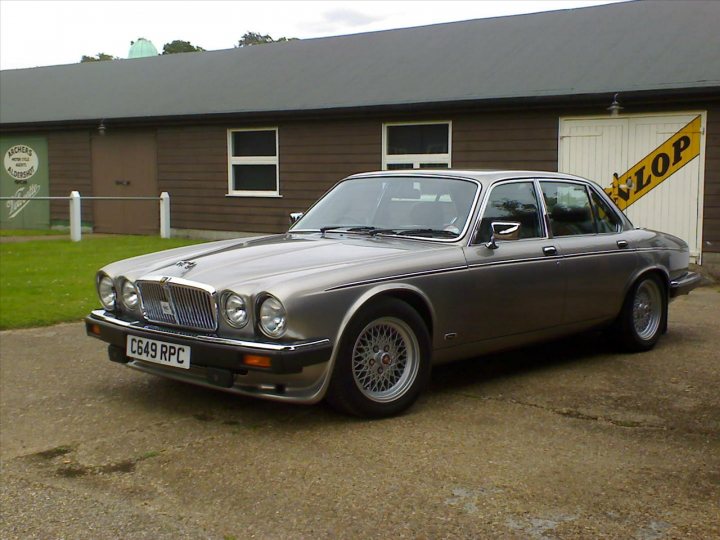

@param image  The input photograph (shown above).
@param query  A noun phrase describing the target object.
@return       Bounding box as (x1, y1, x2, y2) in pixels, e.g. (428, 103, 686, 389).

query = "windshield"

(291, 175, 479, 240)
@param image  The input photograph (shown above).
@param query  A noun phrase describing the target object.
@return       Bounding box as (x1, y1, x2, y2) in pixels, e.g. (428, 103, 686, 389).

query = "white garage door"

(559, 112, 706, 260)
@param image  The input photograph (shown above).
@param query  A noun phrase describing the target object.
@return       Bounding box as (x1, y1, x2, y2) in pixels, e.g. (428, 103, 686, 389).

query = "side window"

(476, 181, 543, 243)
(541, 182, 596, 237)
(590, 190, 623, 233)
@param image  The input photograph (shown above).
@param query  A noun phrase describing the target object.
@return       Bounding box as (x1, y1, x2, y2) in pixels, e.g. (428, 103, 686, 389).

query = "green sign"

(1, 136, 49, 229)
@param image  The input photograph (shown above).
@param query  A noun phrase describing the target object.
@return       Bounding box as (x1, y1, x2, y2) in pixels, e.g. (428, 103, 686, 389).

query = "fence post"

(69, 191, 82, 242)
(160, 192, 170, 238)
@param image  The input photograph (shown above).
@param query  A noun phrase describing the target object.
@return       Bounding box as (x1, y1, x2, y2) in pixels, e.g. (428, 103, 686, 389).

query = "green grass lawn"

(0, 236, 204, 329)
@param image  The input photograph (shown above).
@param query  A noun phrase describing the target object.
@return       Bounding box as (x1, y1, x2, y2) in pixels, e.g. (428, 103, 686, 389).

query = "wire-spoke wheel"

(351, 317, 419, 403)
(615, 274, 667, 352)
(326, 298, 430, 418)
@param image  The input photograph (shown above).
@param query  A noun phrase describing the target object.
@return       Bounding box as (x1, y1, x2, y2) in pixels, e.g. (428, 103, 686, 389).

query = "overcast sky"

(0, 0, 620, 70)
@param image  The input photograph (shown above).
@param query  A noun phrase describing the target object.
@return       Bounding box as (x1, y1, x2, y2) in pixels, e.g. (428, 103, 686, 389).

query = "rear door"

(538, 179, 638, 323)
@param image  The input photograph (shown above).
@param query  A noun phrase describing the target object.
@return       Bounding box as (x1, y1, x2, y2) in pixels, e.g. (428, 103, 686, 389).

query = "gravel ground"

(1, 288, 718, 539)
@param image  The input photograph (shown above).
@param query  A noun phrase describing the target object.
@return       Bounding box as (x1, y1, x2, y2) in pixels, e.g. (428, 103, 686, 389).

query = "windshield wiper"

(371, 228, 459, 238)
(319, 225, 379, 235)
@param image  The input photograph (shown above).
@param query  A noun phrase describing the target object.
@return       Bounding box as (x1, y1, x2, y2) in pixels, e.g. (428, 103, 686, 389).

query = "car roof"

(347, 169, 599, 188)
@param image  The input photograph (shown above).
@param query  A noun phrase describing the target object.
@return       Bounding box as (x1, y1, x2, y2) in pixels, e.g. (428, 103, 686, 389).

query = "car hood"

(103, 233, 462, 292)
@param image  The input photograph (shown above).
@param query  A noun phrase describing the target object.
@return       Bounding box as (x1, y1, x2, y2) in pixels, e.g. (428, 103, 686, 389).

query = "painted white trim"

(382, 120, 452, 170)
(227, 127, 280, 196)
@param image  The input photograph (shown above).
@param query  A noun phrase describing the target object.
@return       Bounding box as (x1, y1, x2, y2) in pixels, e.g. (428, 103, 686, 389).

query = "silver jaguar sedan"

(86, 170, 701, 417)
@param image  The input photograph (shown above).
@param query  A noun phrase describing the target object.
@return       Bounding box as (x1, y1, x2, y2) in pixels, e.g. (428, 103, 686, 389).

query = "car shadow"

(428, 328, 618, 396)
(113, 328, 622, 426)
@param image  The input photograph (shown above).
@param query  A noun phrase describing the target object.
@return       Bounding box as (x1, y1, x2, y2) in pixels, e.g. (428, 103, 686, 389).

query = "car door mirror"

(289, 212, 304, 225)
(485, 221, 521, 249)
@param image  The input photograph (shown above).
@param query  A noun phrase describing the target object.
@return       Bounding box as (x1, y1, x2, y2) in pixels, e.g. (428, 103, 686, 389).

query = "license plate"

(126, 335, 191, 369)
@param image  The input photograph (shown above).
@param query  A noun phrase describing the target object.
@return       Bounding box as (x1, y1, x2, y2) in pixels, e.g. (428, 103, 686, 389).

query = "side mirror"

(485, 221, 521, 249)
(289, 212, 304, 225)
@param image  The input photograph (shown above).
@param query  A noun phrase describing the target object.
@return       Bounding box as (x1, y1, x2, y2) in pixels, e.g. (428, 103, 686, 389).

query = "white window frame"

(382, 121, 452, 170)
(226, 127, 281, 197)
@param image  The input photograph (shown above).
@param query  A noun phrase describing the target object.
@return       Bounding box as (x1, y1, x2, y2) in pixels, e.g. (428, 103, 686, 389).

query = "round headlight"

(223, 293, 248, 328)
(259, 296, 287, 338)
(121, 280, 139, 310)
(97, 274, 116, 310)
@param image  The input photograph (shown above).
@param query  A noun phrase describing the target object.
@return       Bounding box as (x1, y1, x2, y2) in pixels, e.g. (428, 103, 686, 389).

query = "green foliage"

(0, 236, 203, 329)
(236, 31, 297, 47)
(162, 40, 205, 55)
(80, 53, 116, 63)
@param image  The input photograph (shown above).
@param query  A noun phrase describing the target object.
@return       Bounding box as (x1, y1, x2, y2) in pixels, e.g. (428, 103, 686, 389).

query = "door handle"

(617, 240, 629, 249)
(115, 179, 130, 186)
(543, 246, 557, 256)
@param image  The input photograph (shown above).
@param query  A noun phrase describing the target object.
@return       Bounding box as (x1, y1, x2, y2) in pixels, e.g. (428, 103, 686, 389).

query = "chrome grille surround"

(136, 276, 218, 332)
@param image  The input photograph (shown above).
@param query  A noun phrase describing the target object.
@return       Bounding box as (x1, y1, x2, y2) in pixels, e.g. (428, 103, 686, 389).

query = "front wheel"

(614, 274, 667, 352)
(326, 298, 431, 418)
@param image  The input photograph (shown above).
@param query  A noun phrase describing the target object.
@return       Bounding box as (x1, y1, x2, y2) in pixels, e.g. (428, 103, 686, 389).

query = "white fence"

(0, 191, 170, 241)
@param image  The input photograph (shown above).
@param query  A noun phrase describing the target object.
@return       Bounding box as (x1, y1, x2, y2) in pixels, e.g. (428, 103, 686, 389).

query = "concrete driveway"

(1, 288, 718, 539)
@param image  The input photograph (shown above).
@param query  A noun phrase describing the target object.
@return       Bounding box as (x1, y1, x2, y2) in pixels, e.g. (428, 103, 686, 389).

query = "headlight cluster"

(96, 274, 141, 312)
(121, 279, 139, 310)
(97, 273, 116, 310)
(223, 293, 249, 328)
(221, 292, 287, 338)
(259, 296, 287, 338)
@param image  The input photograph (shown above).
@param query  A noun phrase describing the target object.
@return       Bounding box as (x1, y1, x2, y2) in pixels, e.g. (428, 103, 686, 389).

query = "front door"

(91, 130, 158, 234)
(461, 180, 565, 342)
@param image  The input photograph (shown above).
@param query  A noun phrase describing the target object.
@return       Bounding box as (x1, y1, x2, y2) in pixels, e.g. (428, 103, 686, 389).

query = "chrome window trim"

(291, 174, 483, 244)
(468, 177, 548, 247)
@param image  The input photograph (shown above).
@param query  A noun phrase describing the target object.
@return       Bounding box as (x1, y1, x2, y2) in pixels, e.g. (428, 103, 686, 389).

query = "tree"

(80, 53, 116, 63)
(162, 40, 205, 55)
(236, 31, 297, 47)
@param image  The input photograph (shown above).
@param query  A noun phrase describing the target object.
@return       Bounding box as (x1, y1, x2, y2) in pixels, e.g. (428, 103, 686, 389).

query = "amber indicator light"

(243, 354, 272, 368)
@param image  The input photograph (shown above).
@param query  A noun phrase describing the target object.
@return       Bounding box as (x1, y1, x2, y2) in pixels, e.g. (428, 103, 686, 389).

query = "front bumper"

(669, 271, 703, 299)
(86, 310, 332, 387)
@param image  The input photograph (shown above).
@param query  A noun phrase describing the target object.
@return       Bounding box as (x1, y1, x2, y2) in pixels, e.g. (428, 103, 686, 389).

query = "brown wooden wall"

(37, 99, 719, 252)
(156, 119, 381, 233)
(704, 104, 719, 254)
(47, 130, 93, 224)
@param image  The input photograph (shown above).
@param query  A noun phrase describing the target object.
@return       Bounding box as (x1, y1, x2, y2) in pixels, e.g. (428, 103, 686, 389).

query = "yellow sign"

(606, 116, 701, 210)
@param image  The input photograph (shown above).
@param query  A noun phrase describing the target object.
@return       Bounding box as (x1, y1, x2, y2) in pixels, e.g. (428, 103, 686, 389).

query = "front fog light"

(223, 293, 248, 328)
(97, 274, 116, 310)
(121, 280, 139, 310)
(259, 296, 287, 338)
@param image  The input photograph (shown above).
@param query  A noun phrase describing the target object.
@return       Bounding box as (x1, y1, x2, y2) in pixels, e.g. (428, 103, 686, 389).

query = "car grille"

(136, 280, 217, 332)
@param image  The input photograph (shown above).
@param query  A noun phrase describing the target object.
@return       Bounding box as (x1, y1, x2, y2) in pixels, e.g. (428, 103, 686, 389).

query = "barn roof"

(1, 0, 719, 126)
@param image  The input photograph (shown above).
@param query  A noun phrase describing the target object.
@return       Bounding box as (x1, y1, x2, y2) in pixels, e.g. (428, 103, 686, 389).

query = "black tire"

(614, 274, 667, 352)
(326, 297, 431, 418)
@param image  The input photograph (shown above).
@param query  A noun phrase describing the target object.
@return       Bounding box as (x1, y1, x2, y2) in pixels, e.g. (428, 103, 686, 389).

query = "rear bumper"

(85, 310, 332, 376)
(669, 271, 703, 299)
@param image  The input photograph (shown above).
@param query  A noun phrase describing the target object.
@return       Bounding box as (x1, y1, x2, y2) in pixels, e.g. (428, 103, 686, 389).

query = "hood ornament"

(176, 260, 197, 272)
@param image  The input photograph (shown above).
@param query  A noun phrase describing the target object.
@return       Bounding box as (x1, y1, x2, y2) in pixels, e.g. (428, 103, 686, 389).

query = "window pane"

(541, 182, 596, 236)
(232, 130, 276, 157)
(386, 163, 414, 170)
(387, 124, 449, 155)
(590, 191, 622, 233)
(232, 164, 277, 191)
(419, 163, 449, 169)
(478, 181, 542, 242)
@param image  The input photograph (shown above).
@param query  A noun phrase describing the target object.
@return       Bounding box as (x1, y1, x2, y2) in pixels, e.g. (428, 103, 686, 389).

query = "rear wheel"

(614, 274, 667, 352)
(326, 298, 431, 418)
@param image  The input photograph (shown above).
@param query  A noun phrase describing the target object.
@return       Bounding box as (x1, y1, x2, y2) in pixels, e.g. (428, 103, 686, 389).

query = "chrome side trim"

(325, 265, 467, 292)
(88, 310, 330, 352)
